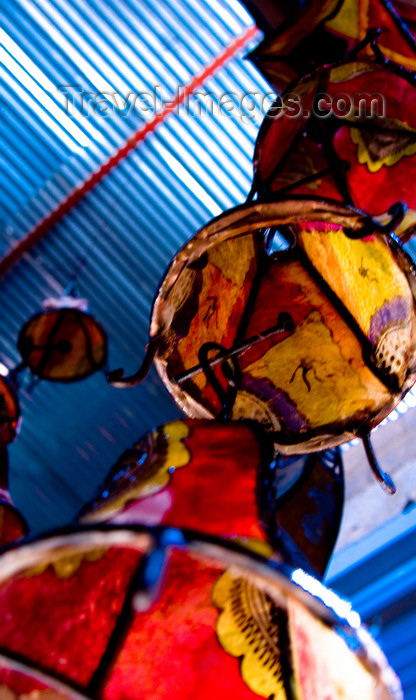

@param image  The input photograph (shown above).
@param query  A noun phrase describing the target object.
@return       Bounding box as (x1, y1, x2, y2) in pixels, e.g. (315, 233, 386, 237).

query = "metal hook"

(107, 341, 157, 388)
(345, 201, 407, 240)
(372, 201, 408, 234)
(198, 341, 241, 420)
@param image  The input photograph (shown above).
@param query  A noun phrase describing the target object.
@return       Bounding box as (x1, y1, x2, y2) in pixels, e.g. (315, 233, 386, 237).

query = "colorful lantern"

(80, 419, 343, 577)
(17, 297, 107, 383)
(0, 524, 403, 699)
(253, 56, 416, 241)
(248, 0, 416, 93)
(109, 198, 416, 491)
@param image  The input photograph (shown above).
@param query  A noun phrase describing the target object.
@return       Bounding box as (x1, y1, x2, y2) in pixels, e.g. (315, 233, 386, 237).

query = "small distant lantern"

(0, 524, 403, 700)
(17, 296, 107, 383)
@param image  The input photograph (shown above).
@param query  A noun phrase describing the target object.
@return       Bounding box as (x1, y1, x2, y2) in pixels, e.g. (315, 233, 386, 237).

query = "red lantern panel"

(0, 544, 143, 687)
(0, 526, 402, 700)
(81, 420, 344, 578)
(81, 420, 271, 543)
(17, 309, 107, 382)
(0, 654, 87, 700)
(254, 60, 416, 242)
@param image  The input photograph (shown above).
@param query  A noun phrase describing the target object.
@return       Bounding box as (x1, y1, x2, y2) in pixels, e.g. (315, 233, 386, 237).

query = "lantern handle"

(107, 340, 157, 388)
(345, 201, 407, 240)
(372, 201, 407, 233)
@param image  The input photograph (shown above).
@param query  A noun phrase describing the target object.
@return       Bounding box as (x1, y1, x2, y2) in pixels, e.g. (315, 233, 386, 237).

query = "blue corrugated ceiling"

(0, 0, 268, 530)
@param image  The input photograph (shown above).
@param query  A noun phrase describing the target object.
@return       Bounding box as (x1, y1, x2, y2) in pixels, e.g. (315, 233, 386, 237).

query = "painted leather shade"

(254, 59, 416, 242)
(0, 525, 403, 700)
(248, 0, 416, 93)
(17, 309, 107, 382)
(81, 419, 343, 578)
(0, 378, 19, 448)
(149, 199, 416, 453)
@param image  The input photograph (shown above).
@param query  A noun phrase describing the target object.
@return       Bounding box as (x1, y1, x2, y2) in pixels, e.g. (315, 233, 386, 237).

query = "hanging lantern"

(109, 198, 416, 491)
(0, 377, 20, 448)
(0, 524, 402, 699)
(80, 419, 343, 578)
(253, 55, 416, 241)
(17, 297, 107, 383)
(248, 0, 416, 93)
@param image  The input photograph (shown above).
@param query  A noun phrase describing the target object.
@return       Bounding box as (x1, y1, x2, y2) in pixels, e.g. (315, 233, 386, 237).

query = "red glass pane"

(0, 547, 142, 686)
(0, 527, 402, 700)
(83, 420, 270, 544)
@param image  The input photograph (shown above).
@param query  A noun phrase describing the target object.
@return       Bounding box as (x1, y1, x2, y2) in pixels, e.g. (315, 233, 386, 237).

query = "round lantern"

(112, 199, 416, 454)
(17, 307, 107, 382)
(0, 524, 403, 700)
(80, 419, 344, 578)
(253, 57, 416, 241)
